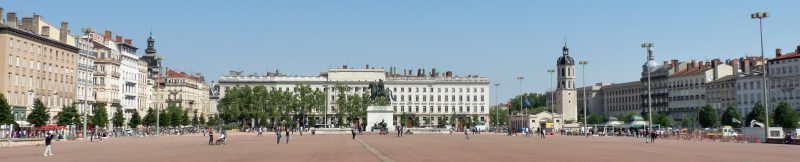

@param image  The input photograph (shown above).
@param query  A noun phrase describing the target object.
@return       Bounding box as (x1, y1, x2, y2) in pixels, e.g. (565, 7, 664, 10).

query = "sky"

(2, 0, 799, 105)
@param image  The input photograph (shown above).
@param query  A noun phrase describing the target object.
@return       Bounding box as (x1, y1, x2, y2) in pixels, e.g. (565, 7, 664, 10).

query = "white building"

(76, 33, 96, 117)
(217, 66, 490, 127)
(767, 47, 800, 112)
(117, 36, 139, 122)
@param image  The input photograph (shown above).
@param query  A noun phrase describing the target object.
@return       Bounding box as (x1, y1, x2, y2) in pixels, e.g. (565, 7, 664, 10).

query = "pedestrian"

(208, 128, 214, 145)
(351, 128, 357, 140)
(464, 127, 470, 141)
(257, 127, 263, 137)
(276, 128, 282, 145)
(651, 131, 657, 143)
(540, 128, 546, 139)
(43, 131, 54, 157)
(285, 128, 290, 144)
(396, 125, 401, 138)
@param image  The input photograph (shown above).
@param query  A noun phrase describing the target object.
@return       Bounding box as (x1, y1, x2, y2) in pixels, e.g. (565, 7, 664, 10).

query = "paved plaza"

(0, 133, 797, 162)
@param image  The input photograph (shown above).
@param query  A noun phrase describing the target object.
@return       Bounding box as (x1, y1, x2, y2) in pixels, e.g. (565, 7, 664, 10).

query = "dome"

(558, 55, 574, 65)
(643, 60, 658, 72)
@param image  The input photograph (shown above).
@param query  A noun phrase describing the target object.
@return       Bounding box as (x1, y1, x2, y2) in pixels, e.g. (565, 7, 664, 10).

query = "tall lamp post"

(493, 83, 500, 133)
(579, 60, 589, 137)
(547, 69, 555, 114)
(642, 42, 654, 143)
(81, 27, 94, 141)
(155, 56, 164, 136)
(751, 12, 770, 137)
(516, 76, 524, 115)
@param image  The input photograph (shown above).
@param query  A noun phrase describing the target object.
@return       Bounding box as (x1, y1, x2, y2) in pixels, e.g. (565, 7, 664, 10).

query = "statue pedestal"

(366, 106, 394, 132)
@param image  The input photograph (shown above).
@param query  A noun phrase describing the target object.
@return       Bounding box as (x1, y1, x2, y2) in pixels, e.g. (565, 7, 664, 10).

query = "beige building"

(601, 81, 643, 117)
(1, 11, 79, 124)
(154, 68, 210, 115)
(668, 60, 732, 118)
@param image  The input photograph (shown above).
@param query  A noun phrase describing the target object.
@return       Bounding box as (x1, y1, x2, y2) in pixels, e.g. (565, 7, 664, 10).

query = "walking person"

(257, 127, 263, 137)
(539, 127, 546, 139)
(396, 125, 401, 138)
(285, 128, 290, 144)
(351, 128, 357, 140)
(276, 128, 282, 144)
(43, 131, 54, 157)
(208, 128, 214, 145)
(464, 127, 470, 141)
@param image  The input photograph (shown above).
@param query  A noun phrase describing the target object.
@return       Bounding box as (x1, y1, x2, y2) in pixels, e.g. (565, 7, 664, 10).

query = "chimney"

(731, 59, 740, 76)
(0, 8, 4, 24)
(342, 65, 347, 69)
(417, 69, 422, 77)
(6, 12, 17, 28)
(124, 39, 132, 45)
(711, 59, 719, 80)
(743, 59, 751, 74)
(663, 61, 668, 65)
(671, 60, 679, 73)
(41, 26, 50, 37)
(32, 14, 42, 34)
(431, 68, 437, 77)
(115, 35, 122, 43)
(104, 31, 112, 41)
(699, 61, 705, 68)
(365, 64, 369, 69)
(59, 21, 69, 43)
(776, 48, 782, 58)
(20, 17, 32, 32)
(797, 44, 799, 53)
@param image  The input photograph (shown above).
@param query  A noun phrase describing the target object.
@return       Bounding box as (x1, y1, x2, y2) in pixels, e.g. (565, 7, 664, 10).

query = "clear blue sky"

(2, 0, 799, 105)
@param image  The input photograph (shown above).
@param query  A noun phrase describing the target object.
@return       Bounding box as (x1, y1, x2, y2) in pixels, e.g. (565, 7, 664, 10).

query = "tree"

(720, 105, 742, 127)
(181, 109, 191, 126)
(586, 114, 606, 124)
(192, 110, 199, 127)
(129, 110, 141, 128)
(681, 115, 695, 129)
(488, 106, 508, 126)
(56, 105, 80, 126)
(617, 112, 637, 123)
(143, 108, 155, 127)
(91, 103, 109, 128)
(199, 113, 206, 127)
(0, 94, 18, 126)
(698, 105, 718, 128)
(111, 106, 125, 129)
(206, 115, 219, 126)
(423, 117, 431, 127)
(27, 99, 49, 127)
(159, 109, 169, 127)
(509, 93, 548, 114)
(652, 112, 674, 127)
(773, 101, 799, 129)
(746, 102, 770, 127)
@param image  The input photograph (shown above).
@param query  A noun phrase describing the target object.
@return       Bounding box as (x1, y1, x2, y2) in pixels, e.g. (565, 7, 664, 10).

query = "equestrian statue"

(368, 79, 396, 102)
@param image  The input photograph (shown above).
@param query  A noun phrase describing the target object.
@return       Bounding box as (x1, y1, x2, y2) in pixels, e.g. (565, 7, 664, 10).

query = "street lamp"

(642, 42, 654, 143)
(547, 69, 555, 132)
(494, 83, 500, 133)
(751, 12, 770, 137)
(80, 27, 94, 141)
(156, 56, 164, 136)
(516, 76, 524, 115)
(579, 60, 588, 137)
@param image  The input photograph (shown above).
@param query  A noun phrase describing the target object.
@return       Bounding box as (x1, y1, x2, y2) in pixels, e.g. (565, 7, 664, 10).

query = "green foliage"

(206, 115, 219, 126)
(129, 110, 141, 128)
(681, 115, 695, 129)
(142, 108, 155, 127)
(56, 104, 80, 126)
(508, 93, 548, 114)
(218, 84, 326, 128)
(159, 109, 169, 127)
(488, 106, 508, 125)
(423, 117, 431, 126)
(181, 109, 191, 126)
(399, 113, 408, 128)
(192, 110, 199, 126)
(0, 94, 17, 126)
(698, 105, 718, 128)
(27, 99, 49, 127)
(746, 102, 770, 126)
(437, 117, 448, 128)
(308, 116, 317, 127)
(586, 114, 606, 124)
(652, 112, 674, 127)
(616, 112, 637, 123)
(91, 103, 109, 127)
(199, 113, 206, 127)
(773, 101, 799, 129)
(721, 105, 741, 127)
(111, 106, 125, 128)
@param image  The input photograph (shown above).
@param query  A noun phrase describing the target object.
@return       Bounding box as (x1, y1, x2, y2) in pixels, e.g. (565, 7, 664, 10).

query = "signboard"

(546, 122, 554, 128)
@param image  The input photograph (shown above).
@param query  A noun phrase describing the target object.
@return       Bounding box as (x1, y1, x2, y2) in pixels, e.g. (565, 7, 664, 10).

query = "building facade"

(1, 11, 79, 124)
(576, 82, 610, 117)
(601, 81, 643, 117)
(76, 32, 96, 118)
(217, 66, 490, 127)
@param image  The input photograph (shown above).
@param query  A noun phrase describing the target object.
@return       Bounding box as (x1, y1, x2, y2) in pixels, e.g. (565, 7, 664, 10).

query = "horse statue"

(368, 80, 395, 102)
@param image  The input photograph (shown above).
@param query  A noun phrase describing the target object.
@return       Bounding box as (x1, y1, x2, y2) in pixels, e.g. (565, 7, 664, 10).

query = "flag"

(524, 98, 531, 107)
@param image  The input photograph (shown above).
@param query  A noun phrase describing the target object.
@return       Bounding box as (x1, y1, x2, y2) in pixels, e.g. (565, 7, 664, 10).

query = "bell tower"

(555, 43, 578, 123)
